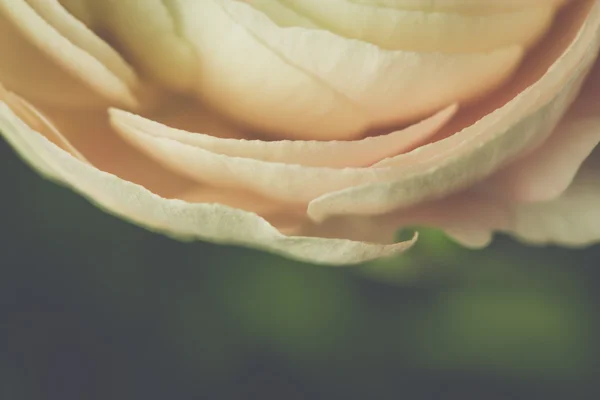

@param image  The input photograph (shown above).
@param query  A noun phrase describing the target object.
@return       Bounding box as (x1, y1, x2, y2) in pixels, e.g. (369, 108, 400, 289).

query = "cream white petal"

(111, 1, 598, 209)
(74, 0, 199, 93)
(25, 0, 139, 90)
(277, 0, 556, 52)
(110, 105, 456, 168)
(174, 0, 523, 137)
(245, 0, 320, 28)
(477, 58, 600, 203)
(163, 0, 371, 140)
(0, 0, 138, 109)
(0, 102, 415, 265)
(350, 0, 568, 14)
(308, 0, 600, 222)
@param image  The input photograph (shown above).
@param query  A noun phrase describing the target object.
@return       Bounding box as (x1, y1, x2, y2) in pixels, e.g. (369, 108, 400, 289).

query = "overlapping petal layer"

(0, 0, 598, 265)
(271, 0, 556, 52)
(0, 0, 139, 109)
(172, 0, 524, 139)
(0, 98, 416, 264)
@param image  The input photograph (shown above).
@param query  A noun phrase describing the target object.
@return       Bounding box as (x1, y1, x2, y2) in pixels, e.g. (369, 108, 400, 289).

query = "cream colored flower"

(0, 0, 599, 264)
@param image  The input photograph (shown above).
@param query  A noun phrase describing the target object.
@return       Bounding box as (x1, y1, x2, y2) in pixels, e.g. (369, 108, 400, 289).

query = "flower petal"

(25, 0, 139, 90)
(108, 0, 598, 209)
(244, 0, 320, 28)
(501, 151, 600, 247)
(274, 0, 556, 52)
(0, 0, 139, 109)
(110, 104, 456, 168)
(477, 57, 600, 203)
(70, 0, 200, 93)
(308, 0, 600, 222)
(173, 0, 523, 139)
(421, 149, 600, 249)
(350, 0, 568, 14)
(0, 102, 416, 265)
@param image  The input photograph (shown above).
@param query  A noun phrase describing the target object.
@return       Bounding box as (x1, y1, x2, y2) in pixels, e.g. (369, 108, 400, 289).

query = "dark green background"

(1, 137, 599, 399)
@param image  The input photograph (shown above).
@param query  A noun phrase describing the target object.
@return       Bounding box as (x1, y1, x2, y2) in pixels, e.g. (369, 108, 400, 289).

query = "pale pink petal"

(414, 150, 600, 249)
(110, 0, 598, 208)
(0, 85, 195, 198)
(0, 102, 416, 265)
(0, 0, 139, 109)
(308, 0, 600, 222)
(109, 105, 456, 168)
(386, 192, 512, 249)
(477, 57, 600, 203)
(502, 152, 600, 246)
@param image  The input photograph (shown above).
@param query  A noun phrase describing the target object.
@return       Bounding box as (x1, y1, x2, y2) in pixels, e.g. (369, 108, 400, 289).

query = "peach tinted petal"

(109, 105, 456, 168)
(387, 192, 512, 248)
(424, 150, 600, 249)
(307, 0, 600, 222)
(25, 0, 139, 90)
(0, 0, 138, 109)
(0, 102, 416, 265)
(0, 85, 88, 163)
(31, 105, 196, 199)
(478, 57, 600, 203)
(112, 0, 597, 209)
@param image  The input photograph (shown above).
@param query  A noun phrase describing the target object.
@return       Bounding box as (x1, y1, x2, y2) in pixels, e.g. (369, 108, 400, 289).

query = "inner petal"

(0, 0, 139, 109)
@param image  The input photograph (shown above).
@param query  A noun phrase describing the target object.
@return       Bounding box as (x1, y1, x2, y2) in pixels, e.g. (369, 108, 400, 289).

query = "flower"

(0, 0, 599, 265)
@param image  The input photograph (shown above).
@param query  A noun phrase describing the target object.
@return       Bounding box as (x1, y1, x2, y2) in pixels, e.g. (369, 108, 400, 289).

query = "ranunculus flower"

(1, 0, 599, 264)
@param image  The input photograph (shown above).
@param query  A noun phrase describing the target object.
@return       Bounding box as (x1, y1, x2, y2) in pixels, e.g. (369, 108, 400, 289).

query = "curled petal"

(0, 0, 139, 109)
(110, 0, 598, 211)
(0, 102, 416, 265)
(308, 0, 600, 222)
(477, 58, 600, 203)
(110, 104, 456, 168)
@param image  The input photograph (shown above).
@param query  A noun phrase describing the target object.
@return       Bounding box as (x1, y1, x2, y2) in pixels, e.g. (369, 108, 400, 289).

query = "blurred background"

(1, 136, 600, 400)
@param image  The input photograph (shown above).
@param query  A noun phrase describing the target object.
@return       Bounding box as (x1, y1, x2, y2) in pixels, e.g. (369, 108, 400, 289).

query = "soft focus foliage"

(1, 138, 600, 399)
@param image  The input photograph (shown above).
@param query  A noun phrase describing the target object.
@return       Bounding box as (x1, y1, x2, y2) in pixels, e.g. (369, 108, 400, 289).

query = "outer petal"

(0, 0, 139, 109)
(416, 149, 600, 249)
(477, 57, 600, 203)
(0, 103, 416, 265)
(501, 152, 600, 247)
